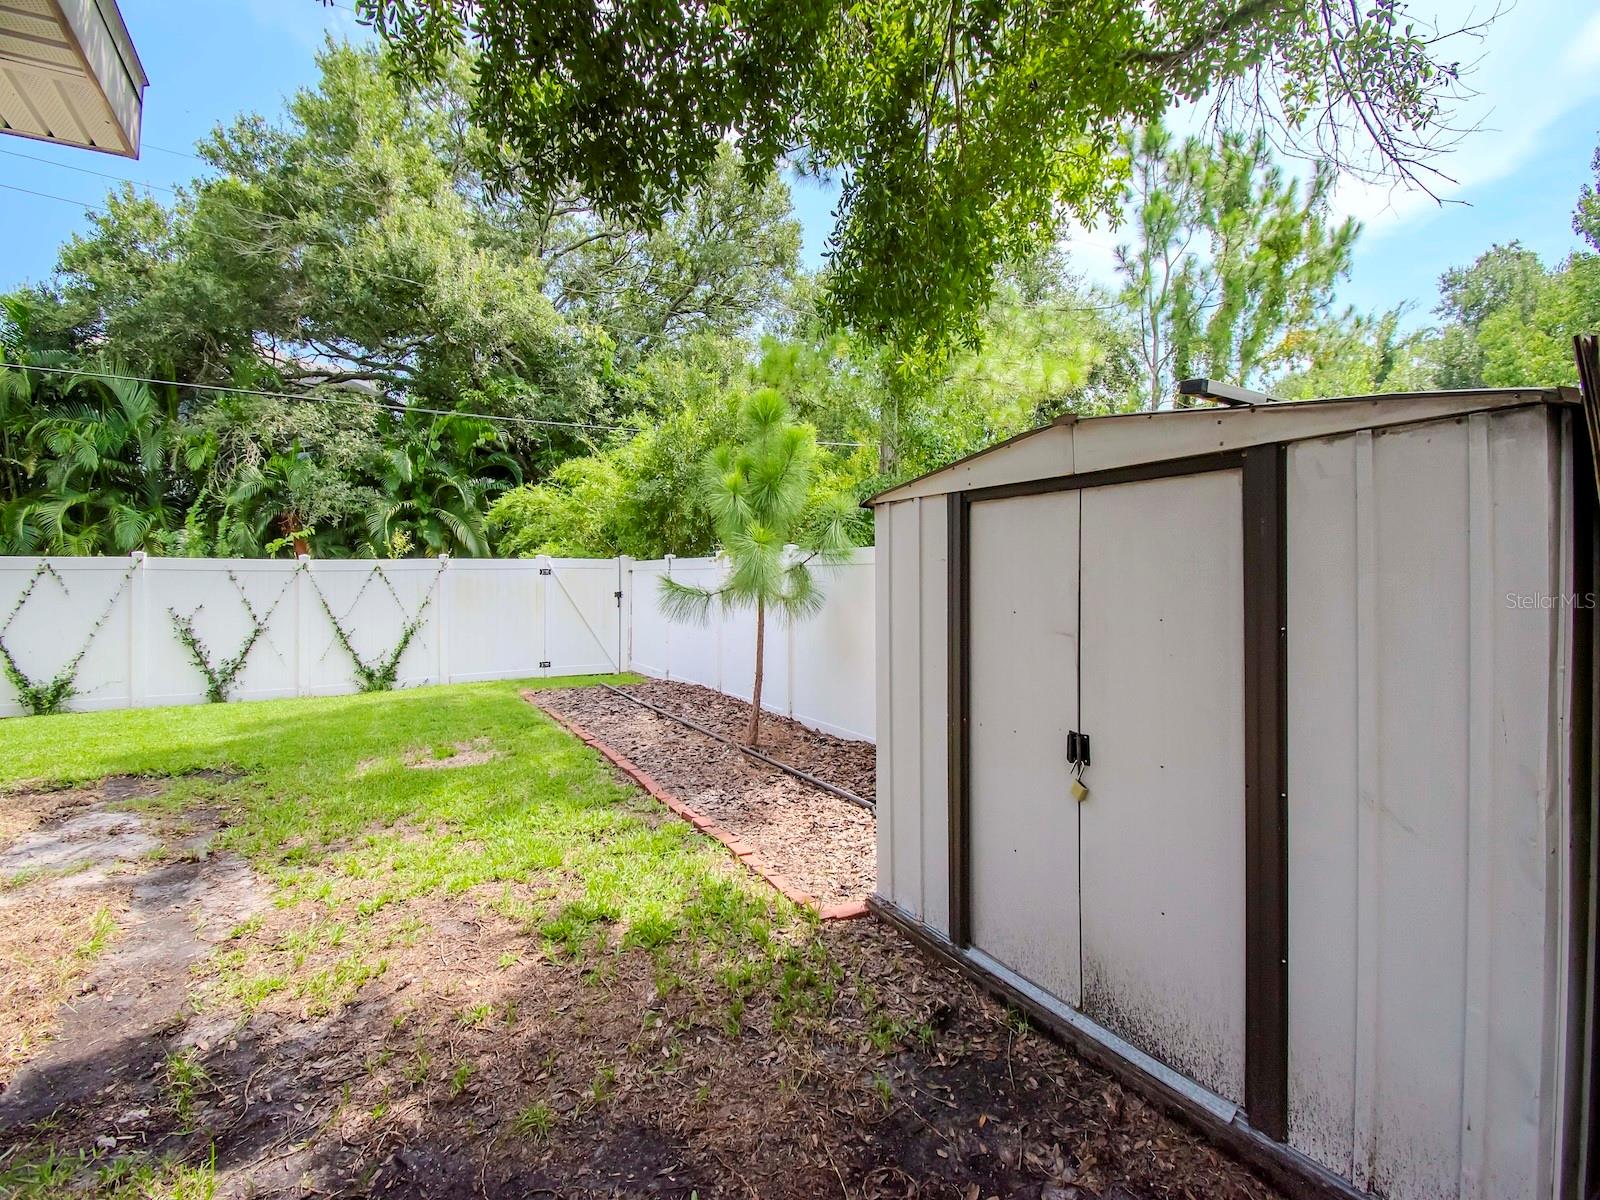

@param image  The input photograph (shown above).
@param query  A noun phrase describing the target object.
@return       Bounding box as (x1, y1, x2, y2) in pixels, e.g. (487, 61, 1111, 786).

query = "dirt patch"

(0, 780, 266, 1092)
(3, 883, 1279, 1200)
(0, 774, 167, 849)
(0, 886, 117, 1083)
(540, 686, 875, 908)
(0, 854, 265, 1123)
(405, 737, 500, 771)
(0, 808, 160, 876)
(613, 678, 877, 803)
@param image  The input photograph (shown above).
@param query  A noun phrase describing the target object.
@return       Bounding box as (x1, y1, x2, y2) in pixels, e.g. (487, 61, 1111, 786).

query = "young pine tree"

(659, 389, 857, 747)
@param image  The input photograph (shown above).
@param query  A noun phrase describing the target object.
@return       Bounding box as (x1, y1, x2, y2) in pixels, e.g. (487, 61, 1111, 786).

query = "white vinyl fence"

(624, 550, 875, 741)
(0, 550, 876, 740)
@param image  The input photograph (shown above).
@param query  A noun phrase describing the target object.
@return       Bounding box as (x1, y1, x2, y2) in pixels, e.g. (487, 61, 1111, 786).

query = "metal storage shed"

(867, 388, 1599, 1200)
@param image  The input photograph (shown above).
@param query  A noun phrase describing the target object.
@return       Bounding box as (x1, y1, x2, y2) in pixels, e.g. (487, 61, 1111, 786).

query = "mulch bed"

(538, 683, 876, 909)
(612, 678, 877, 803)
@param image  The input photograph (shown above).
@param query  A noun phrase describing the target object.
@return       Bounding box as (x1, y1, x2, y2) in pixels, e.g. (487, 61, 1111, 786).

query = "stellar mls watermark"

(1505, 591, 1597, 610)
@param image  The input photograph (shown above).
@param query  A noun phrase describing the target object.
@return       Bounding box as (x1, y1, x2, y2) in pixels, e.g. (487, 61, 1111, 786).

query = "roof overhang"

(866, 388, 1577, 506)
(0, 0, 146, 157)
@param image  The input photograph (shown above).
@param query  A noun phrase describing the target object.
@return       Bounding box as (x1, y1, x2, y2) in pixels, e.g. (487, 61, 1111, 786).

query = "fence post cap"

(297, 553, 311, 562)
(438, 553, 451, 565)
(130, 550, 146, 562)
(663, 553, 675, 561)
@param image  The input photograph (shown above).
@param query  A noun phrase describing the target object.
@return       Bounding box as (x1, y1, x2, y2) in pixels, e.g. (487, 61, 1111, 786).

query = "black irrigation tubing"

(596, 682, 874, 812)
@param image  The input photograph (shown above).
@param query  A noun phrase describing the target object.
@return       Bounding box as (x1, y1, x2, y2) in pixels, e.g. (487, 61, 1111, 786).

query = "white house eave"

(865, 388, 1569, 506)
(0, 0, 146, 157)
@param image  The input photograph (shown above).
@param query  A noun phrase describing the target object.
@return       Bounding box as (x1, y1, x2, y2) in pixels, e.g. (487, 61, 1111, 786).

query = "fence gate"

(540, 557, 623, 677)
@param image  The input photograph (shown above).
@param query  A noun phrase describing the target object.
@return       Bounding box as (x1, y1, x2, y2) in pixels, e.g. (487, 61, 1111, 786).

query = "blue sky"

(3, 0, 1597, 329)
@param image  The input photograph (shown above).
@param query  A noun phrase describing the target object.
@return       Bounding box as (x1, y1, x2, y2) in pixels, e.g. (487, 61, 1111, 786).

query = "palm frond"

(0, 500, 42, 554)
(439, 506, 487, 556)
(227, 463, 270, 507)
(110, 502, 154, 552)
(31, 493, 82, 543)
(364, 501, 401, 547)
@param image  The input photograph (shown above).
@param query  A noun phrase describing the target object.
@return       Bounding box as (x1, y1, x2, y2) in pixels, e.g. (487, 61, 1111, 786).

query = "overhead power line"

(1, 147, 872, 448)
(0, 159, 430, 290)
(2, 362, 612, 432)
(0, 180, 99, 211)
(0, 146, 179, 195)
(141, 141, 209, 163)
(0, 362, 869, 447)
(0, 141, 833, 341)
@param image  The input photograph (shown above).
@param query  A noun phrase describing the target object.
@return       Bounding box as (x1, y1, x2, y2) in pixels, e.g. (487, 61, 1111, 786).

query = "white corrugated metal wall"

(1285, 407, 1570, 1198)
(873, 498, 950, 931)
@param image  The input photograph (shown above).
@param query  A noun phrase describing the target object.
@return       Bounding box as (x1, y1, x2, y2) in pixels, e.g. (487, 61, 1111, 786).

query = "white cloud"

(244, 0, 365, 51)
(1061, 215, 1125, 293)
(1562, 7, 1600, 72)
(1336, 0, 1600, 236)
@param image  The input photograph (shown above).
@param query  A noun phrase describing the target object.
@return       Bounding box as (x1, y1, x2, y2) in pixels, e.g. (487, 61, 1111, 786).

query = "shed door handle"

(1067, 730, 1091, 768)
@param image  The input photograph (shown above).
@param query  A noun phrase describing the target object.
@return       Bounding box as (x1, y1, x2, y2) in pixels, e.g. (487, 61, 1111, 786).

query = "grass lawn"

(0, 679, 1276, 1200)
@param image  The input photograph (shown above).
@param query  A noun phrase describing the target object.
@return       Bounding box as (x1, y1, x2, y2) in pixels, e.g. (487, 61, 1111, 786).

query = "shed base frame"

(866, 894, 1369, 1200)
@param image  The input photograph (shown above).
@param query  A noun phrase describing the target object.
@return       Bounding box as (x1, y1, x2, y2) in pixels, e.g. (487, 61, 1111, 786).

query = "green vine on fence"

(308, 563, 443, 693)
(169, 568, 299, 703)
(0, 560, 135, 716)
(0, 560, 64, 633)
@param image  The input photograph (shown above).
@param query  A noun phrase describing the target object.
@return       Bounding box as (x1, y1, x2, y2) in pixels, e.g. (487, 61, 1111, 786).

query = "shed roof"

(866, 387, 1574, 506)
(0, 0, 146, 157)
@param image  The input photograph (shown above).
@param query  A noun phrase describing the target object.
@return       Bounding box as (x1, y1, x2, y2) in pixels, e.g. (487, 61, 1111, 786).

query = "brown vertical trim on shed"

(1565, 406, 1600, 1199)
(947, 490, 971, 947)
(1242, 444, 1290, 1142)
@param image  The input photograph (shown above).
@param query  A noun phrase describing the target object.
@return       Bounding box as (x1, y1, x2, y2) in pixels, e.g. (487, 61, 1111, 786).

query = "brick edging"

(521, 690, 869, 922)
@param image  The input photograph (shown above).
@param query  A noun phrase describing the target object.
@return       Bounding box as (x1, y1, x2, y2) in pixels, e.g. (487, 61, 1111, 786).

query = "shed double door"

(966, 468, 1247, 1105)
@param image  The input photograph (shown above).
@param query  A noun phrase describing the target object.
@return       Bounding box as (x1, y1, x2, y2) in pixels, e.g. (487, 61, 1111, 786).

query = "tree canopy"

(2, 38, 1593, 566)
(365, 0, 1476, 356)
(0, 42, 810, 558)
(1115, 123, 1357, 408)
